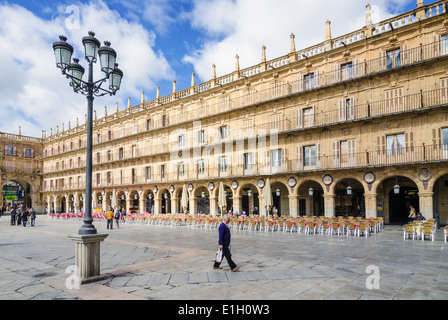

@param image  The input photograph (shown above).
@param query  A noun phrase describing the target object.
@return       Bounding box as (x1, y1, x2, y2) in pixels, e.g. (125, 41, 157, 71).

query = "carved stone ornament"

(418, 168, 432, 182)
(208, 182, 215, 191)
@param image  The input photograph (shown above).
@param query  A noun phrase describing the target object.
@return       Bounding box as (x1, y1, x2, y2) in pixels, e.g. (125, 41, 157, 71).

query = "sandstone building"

(1, 0, 448, 225)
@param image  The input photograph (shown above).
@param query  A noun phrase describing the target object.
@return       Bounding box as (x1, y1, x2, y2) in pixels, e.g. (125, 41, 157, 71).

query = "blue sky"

(0, 0, 423, 137)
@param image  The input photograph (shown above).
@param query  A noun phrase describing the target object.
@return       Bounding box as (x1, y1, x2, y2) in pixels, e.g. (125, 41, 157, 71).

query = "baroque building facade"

(2, 0, 448, 224)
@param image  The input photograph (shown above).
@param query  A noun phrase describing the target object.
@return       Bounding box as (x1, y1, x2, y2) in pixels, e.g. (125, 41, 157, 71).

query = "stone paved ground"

(1, 215, 448, 303)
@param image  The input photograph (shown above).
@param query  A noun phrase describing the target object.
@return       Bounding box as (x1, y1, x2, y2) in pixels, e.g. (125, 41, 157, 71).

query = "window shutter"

(297, 108, 303, 128)
(338, 99, 346, 121)
(433, 35, 441, 59)
(298, 74, 303, 92)
(297, 146, 303, 170)
(316, 143, 321, 167)
(334, 64, 341, 83)
(380, 51, 386, 71)
(353, 59, 359, 78)
(349, 97, 355, 119)
(315, 70, 320, 87)
(402, 43, 408, 65)
(332, 141, 340, 168)
(441, 78, 448, 104)
(310, 105, 316, 126)
(348, 139, 356, 166)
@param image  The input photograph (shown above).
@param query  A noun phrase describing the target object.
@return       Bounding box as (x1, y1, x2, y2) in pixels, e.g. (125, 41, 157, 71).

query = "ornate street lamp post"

(53, 32, 123, 235)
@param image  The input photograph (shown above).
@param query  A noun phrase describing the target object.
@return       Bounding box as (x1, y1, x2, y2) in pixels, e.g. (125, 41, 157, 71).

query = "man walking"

(29, 207, 36, 226)
(213, 214, 238, 272)
(106, 207, 114, 229)
(10, 207, 16, 225)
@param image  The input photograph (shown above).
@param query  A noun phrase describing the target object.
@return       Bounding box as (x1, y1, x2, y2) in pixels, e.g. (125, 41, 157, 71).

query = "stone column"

(233, 196, 242, 215)
(171, 197, 179, 214)
(323, 193, 336, 218)
(67, 234, 109, 286)
(189, 196, 197, 215)
(364, 193, 377, 219)
(419, 192, 434, 219)
(154, 195, 161, 215)
(210, 196, 218, 216)
(288, 194, 299, 217)
(139, 198, 145, 214)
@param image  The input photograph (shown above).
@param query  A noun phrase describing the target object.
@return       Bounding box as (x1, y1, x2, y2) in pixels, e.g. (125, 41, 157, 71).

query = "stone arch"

(237, 182, 261, 215)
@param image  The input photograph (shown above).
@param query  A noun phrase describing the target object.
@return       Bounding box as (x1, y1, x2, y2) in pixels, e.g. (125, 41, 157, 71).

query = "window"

(303, 145, 316, 167)
(107, 172, 112, 185)
(178, 162, 185, 176)
(442, 128, 448, 159)
(338, 97, 355, 121)
(386, 48, 401, 69)
(198, 130, 205, 144)
(78, 139, 82, 148)
(270, 149, 282, 168)
(119, 126, 124, 138)
(107, 150, 112, 161)
(97, 133, 101, 144)
(341, 62, 353, 81)
(197, 159, 205, 174)
(220, 126, 228, 140)
(78, 176, 82, 188)
(119, 147, 124, 160)
(96, 152, 101, 163)
(179, 135, 185, 148)
(131, 145, 137, 157)
(161, 165, 166, 179)
(5, 146, 15, 156)
(270, 114, 281, 129)
(304, 73, 315, 90)
(442, 34, 448, 56)
(146, 119, 152, 131)
(23, 148, 33, 158)
(69, 159, 73, 168)
(162, 115, 168, 127)
(219, 156, 227, 172)
(333, 140, 355, 167)
(77, 157, 81, 167)
(244, 152, 253, 170)
(131, 168, 136, 184)
(385, 88, 403, 112)
(96, 173, 101, 186)
(386, 134, 405, 155)
(298, 144, 321, 169)
(297, 107, 315, 128)
(145, 167, 152, 182)
(108, 130, 112, 140)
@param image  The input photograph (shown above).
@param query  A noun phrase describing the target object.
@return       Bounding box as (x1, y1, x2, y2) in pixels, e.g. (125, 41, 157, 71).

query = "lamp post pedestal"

(68, 233, 109, 285)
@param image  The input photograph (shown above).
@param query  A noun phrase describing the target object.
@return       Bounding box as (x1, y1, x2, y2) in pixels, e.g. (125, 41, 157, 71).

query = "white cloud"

(0, 0, 174, 137)
(182, 0, 414, 83)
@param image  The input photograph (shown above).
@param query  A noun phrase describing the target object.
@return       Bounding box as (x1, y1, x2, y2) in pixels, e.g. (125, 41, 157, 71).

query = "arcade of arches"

(1, 178, 42, 211)
(44, 167, 448, 225)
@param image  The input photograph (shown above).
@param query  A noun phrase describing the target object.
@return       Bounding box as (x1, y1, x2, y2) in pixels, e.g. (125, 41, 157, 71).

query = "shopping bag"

(216, 249, 223, 263)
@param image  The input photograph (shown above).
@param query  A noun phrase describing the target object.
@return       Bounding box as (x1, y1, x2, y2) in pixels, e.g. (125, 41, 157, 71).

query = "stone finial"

(326, 20, 332, 40)
(76, 117, 79, 127)
(141, 91, 145, 104)
(156, 86, 160, 99)
(50, 128, 53, 136)
(41, 130, 46, 139)
(261, 46, 266, 62)
(212, 64, 216, 79)
(62, 122, 64, 131)
(290, 33, 296, 53)
(18, 126, 21, 136)
(235, 54, 240, 71)
(85, 114, 87, 124)
(417, 0, 424, 7)
(104, 105, 107, 117)
(56, 125, 59, 134)
(68, 121, 71, 130)
(191, 72, 195, 87)
(127, 97, 131, 108)
(366, 4, 372, 26)
(172, 80, 177, 93)
(94, 110, 97, 120)
(115, 102, 119, 113)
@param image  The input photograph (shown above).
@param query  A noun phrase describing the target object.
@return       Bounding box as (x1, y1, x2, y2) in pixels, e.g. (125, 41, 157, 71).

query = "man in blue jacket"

(213, 214, 238, 271)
